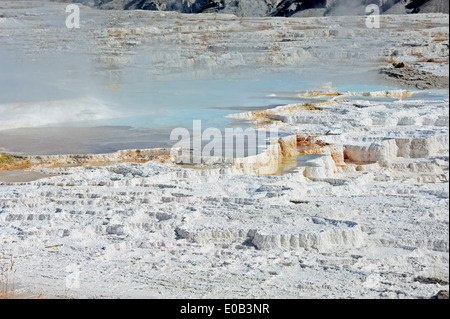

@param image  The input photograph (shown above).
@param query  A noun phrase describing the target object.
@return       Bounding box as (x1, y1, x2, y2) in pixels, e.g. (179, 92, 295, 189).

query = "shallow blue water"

(84, 72, 396, 130)
(1, 68, 444, 155)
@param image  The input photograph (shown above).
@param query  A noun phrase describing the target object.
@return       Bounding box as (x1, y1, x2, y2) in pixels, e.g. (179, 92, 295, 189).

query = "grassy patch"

(0, 154, 18, 164)
(0, 255, 15, 299)
(392, 61, 406, 68)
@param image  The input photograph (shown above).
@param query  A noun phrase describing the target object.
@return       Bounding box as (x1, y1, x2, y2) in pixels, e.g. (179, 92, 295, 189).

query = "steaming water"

(0, 39, 421, 156)
(0, 68, 419, 155)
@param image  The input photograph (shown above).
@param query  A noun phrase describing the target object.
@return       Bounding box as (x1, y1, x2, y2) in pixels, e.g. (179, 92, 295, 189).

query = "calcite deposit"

(0, 1, 448, 299)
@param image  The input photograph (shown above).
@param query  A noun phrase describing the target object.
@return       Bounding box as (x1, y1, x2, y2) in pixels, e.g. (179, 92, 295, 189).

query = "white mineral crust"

(0, 1, 448, 299)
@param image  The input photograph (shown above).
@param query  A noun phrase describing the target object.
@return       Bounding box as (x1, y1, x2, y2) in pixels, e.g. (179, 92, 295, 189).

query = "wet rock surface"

(380, 67, 450, 90)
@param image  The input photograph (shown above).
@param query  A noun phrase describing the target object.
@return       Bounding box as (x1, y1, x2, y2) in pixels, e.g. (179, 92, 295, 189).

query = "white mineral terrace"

(1, 87, 448, 299)
(0, 1, 449, 299)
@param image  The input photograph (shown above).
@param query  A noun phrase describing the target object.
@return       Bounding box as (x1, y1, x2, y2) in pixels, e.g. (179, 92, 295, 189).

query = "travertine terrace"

(0, 1, 448, 299)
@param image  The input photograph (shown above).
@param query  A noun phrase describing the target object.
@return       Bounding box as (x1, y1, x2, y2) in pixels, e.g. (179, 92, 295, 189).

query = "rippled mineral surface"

(0, 1, 448, 299)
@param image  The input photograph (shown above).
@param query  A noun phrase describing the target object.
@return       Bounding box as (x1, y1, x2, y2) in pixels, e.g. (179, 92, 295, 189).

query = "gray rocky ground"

(55, 0, 450, 17)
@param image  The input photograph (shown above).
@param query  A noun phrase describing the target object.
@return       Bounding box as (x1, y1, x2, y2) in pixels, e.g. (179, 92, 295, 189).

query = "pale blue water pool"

(0, 67, 440, 155)
(72, 72, 398, 129)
